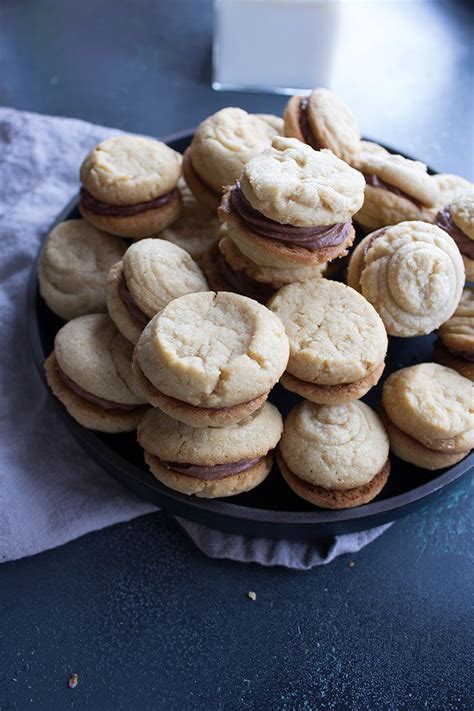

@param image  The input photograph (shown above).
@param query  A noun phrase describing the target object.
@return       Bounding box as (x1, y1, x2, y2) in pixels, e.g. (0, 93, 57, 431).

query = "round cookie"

(182, 108, 279, 210)
(137, 402, 282, 498)
(433, 342, 474, 382)
(432, 173, 474, 208)
(278, 400, 390, 509)
(133, 291, 290, 427)
(79, 135, 182, 239)
(268, 279, 387, 404)
(38, 219, 126, 321)
(284, 88, 361, 163)
(254, 114, 284, 134)
(436, 191, 474, 280)
(347, 221, 465, 337)
(382, 363, 473, 469)
(351, 140, 390, 169)
(159, 180, 220, 262)
(219, 137, 364, 269)
(354, 152, 439, 232)
(107, 238, 208, 344)
(45, 314, 148, 433)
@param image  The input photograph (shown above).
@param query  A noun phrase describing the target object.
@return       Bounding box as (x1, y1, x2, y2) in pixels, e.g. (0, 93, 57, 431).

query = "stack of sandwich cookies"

(277, 400, 390, 509)
(38, 219, 126, 321)
(354, 152, 439, 231)
(137, 402, 282, 498)
(203, 231, 326, 303)
(159, 179, 220, 262)
(268, 279, 387, 404)
(434, 287, 474, 381)
(133, 291, 289, 427)
(79, 135, 182, 239)
(45, 314, 148, 432)
(347, 221, 465, 336)
(219, 137, 365, 270)
(107, 239, 208, 344)
(182, 108, 279, 210)
(381, 363, 473, 470)
(283, 88, 361, 163)
(436, 191, 474, 281)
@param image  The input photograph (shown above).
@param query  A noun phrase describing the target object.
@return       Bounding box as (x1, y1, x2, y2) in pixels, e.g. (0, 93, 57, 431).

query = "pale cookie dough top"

(138, 401, 282, 465)
(254, 114, 284, 134)
(382, 363, 474, 450)
(350, 140, 389, 169)
(219, 236, 325, 286)
(358, 152, 439, 207)
(160, 180, 220, 259)
(80, 135, 182, 205)
(432, 174, 474, 208)
(438, 287, 474, 351)
(268, 279, 387, 384)
(279, 400, 389, 489)
(450, 191, 474, 240)
(39, 219, 126, 320)
(190, 108, 278, 193)
(123, 239, 208, 317)
(307, 88, 361, 163)
(136, 291, 290, 408)
(55, 314, 145, 404)
(110, 331, 147, 402)
(359, 221, 465, 337)
(239, 137, 365, 227)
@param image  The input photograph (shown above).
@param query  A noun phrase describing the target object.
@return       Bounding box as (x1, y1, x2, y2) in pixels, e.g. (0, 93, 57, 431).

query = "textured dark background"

(1, 1, 473, 709)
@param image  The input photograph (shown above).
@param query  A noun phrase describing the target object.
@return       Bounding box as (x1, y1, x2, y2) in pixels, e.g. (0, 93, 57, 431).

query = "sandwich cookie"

(182, 108, 279, 210)
(45, 314, 148, 432)
(202, 231, 326, 304)
(436, 191, 474, 281)
(159, 179, 220, 262)
(347, 221, 465, 337)
(284, 88, 361, 163)
(432, 173, 474, 208)
(107, 238, 208, 344)
(38, 219, 126, 321)
(268, 279, 387, 403)
(133, 291, 290, 427)
(278, 400, 390, 509)
(354, 152, 439, 232)
(381, 363, 473, 470)
(219, 137, 364, 270)
(79, 135, 182, 239)
(434, 286, 474, 381)
(137, 402, 282, 498)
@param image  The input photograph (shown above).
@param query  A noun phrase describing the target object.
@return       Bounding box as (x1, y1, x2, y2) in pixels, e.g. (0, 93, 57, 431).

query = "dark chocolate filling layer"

(118, 272, 149, 329)
(80, 187, 179, 217)
(160, 456, 262, 481)
(298, 97, 322, 150)
(436, 206, 474, 259)
(362, 173, 423, 208)
(229, 183, 351, 249)
(216, 246, 275, 303)
(56, 361, 138, 412)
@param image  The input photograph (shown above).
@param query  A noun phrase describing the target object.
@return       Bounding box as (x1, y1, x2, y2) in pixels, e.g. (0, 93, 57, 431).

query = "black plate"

(28, 131, 473, 540)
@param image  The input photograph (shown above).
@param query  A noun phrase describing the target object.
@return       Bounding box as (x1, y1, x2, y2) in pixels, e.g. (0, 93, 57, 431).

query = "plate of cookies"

(29, 89, 473, 539)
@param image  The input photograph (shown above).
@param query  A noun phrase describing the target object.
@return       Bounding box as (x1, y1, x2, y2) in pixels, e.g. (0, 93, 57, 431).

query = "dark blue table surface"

(1, 1, 473, 709)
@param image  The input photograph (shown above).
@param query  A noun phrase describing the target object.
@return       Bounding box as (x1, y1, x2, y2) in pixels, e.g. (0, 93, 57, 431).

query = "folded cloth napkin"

(0, 107, 391, 567)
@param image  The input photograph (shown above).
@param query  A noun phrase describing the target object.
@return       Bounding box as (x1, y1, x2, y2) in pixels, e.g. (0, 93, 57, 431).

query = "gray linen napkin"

(0, 107, 391, 566)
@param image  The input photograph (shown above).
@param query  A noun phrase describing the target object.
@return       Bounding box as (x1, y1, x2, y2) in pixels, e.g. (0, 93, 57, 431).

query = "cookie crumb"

(68, 673, 78, 689)
(348, 560, 355, 568)
(247, 591, 257, 601)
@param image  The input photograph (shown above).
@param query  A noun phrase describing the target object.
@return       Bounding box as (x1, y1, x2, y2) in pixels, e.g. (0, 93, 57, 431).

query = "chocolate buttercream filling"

(216, 246, 275, 303)
(55, 361, 138, 412)
(363, 173, 423, 208)
(298, 97, 322, 150)
(80, 187, 179, 217)
(118, 272, 150, 329)
(160, 456, 262, 481)
(229, 183, 351, 249)
(436, 206, 474, 259)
